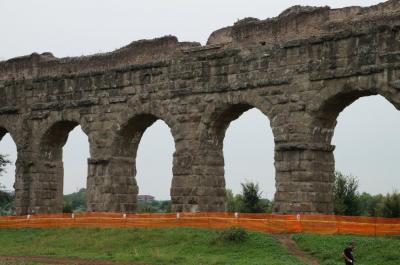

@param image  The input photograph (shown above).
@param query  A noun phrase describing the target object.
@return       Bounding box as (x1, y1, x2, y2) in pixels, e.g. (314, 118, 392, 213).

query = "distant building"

(137, 195, 155, 203)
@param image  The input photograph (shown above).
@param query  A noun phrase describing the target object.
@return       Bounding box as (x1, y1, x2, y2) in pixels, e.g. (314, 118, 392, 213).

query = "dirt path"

(274, 234, 319, 265)
(0, 256, 148, 265)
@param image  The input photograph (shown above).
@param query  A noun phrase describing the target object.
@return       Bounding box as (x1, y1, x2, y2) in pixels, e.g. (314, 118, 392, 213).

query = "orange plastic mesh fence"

(0, 213, 399, 236)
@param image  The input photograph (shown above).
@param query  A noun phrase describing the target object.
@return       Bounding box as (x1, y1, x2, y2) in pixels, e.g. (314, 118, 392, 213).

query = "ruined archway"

(63, 125, 89, 212)
(0, 124, 30, 215)
(311, 85, 400, 213)
(197, 101, 276, 212)
(135, 120, 174, 211)
(312, 82, 400, 144)
(333, 95, 400, 195)
(223, 108, 275, 210)
(109, 114, 176, 212)
(38, 120, 90, 213)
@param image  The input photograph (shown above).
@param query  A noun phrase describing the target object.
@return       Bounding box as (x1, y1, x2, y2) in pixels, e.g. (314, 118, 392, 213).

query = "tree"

(63, 188, 86, 212)
(226, 189, 242, 212)
(0, 153, 11, 178)
(333, 171, 361, 216)
(0, 153, 11, 195)
(0, 153, 13, 215)
(62, 202, 73, 213)
(239, 181, 265, 213)
(359, 192, 384, 217)
(381, 191, 400, 218)
(159, 200, 172, 213)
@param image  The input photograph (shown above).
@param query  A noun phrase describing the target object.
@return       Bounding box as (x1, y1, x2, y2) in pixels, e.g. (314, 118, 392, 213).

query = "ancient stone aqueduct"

(1, 1, 399, 215)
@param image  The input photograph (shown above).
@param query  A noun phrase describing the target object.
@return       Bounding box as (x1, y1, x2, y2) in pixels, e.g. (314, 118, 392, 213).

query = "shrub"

(63, 202, 73, 213)
(63, 188, 86, 212)
(218, 226, 248, 242)
(359, 192, 384, 217)
(333, 172, 361, 216)
(0, 189, 14, 215)
(226, 189, 242, 212)
(382, 191, 400, 218)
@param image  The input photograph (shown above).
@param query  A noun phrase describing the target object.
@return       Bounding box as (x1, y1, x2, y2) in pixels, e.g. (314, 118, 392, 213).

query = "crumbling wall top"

(0, 36, 200, 81)
(1, 0, 399, 82)
(207, 0, 400, 47)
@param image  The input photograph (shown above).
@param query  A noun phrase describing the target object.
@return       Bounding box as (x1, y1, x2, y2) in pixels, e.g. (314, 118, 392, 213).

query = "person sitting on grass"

(342, 241, 355, 264)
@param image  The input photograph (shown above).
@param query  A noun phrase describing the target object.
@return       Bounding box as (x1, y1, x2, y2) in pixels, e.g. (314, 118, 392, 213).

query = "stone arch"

(106, 112, 177, 212)
(112, 114, 163, 158)
(195, 94, 276, 212)
(206, 103, 254, 147)
(0, 126, 17, 144)
(35, 119, 90, 213)
(311, 82, 400, 144)
(198, 93, 275, 143)
(303, 79, 400, 213)
(332, 95, 400, 197)
(0, 121, 30, 215)
(0, 118, 23, 149)
(41, 120, 83, 160)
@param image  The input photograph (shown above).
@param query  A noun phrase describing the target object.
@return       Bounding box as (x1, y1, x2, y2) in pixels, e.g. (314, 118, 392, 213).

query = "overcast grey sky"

(0, 0, 399, 200)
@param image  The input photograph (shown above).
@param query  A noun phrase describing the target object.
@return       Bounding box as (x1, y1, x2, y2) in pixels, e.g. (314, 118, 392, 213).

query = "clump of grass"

(217, 226, 248, 242)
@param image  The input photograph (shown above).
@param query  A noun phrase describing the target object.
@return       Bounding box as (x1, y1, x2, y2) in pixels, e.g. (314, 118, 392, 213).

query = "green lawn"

(1, 228, 399, 265)
(293, 233, 400, 265)
(0, 228, 305, 265)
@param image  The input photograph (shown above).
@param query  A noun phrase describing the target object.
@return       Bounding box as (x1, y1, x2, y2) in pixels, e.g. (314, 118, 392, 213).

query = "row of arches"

(0, 94, 399, 214)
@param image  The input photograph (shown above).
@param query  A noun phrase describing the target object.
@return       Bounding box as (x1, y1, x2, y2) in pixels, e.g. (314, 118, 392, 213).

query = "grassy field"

(0, 228, 399, 265)
(0, 227, 305, 265)
(293, 233, 400, 265)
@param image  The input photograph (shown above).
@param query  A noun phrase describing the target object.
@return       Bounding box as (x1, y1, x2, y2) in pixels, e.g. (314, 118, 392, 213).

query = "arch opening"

(0, 129, 17, 215)
(332, 95, 400, 196)
(113, 114, 176, 213)
(40, 121, 90, 213)
(314, 88, 400, 144)
(62, 125, 89, 212)
(314, 89, 400, 215)
(318, 90, 375, 129)
(113, 114, 159, 158)
(136, 120, 174, 212)
(223, 108, 275, 201)
(206, 103, 275, 212)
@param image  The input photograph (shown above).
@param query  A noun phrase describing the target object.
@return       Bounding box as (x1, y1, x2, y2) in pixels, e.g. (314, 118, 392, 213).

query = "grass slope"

(0, 228, 305, 265)
(293, 233, 400, 265)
